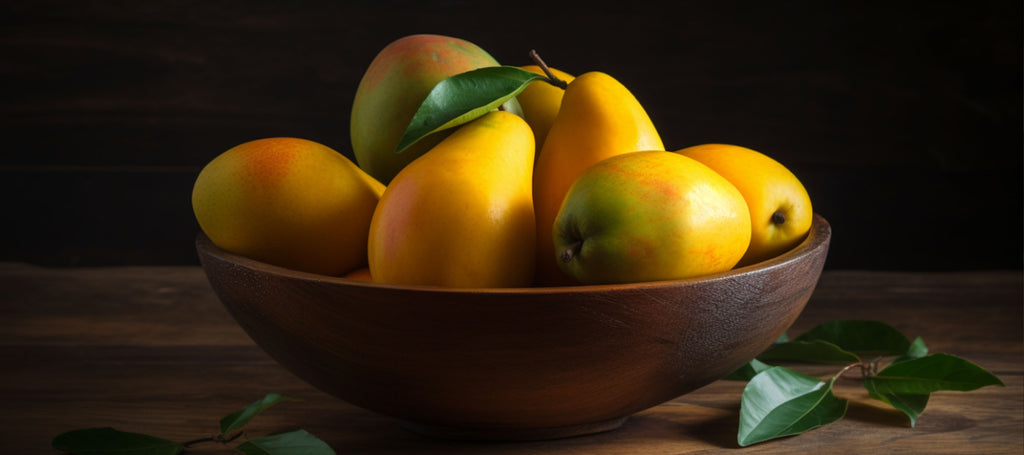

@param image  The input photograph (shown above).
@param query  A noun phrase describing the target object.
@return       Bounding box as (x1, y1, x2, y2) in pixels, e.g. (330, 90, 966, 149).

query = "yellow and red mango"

(191, 137, 385, 276)
(350, 34, 500, 184)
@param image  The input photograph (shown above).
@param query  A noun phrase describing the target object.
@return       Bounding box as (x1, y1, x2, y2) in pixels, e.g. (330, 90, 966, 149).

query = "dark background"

(2, 1, 1020, 271)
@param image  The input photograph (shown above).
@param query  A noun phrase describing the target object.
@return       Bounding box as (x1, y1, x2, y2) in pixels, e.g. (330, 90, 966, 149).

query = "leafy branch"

(728, 320, 1004, 446)
(52, 393, 335, 455)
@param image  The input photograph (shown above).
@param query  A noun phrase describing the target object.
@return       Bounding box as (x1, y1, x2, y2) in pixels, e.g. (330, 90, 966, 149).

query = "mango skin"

(678, 143, 813, 266)
(191, 137, 385, 276)
(553, 151, 751, 284)
(342, 267, 373, 282)
(350, 34, 500, 184)
(532, 71, 664, 285)
(517, 65, 575, 155)
(368, 111, 536, 288)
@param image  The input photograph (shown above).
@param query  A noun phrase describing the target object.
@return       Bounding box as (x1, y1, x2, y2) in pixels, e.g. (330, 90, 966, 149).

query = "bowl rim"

(196, 213, 830, 295)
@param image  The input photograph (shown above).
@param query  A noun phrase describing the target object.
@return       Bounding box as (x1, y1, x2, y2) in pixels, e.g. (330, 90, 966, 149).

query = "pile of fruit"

(191, 34, 813, 287)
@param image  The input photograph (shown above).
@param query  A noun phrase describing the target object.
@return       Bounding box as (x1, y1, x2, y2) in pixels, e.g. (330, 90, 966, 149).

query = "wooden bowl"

(197, 214, 831, 441)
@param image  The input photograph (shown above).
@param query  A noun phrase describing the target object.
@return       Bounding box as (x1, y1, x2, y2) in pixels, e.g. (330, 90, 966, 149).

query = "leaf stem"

(835, 360, 878, 380)
(529, 50, 568, 89)
(866, 356, 882, 376)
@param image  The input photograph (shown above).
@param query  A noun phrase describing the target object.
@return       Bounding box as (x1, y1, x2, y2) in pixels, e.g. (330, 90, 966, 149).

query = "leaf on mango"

(235, 429, 336, 455)
(51, 427, 183, 455)
(220, 393, 294, 434)
(395, 66, 547, 154)
(737, 366, 848, 447)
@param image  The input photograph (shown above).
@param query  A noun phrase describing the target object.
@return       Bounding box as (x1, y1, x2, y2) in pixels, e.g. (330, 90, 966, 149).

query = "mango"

(517, 65, 574, 155)
(532, 71, 664, 285)
(554, 151, 751, 284)
(678, 143, 813, 266)
(350, 34, 501, 184)
(368, 111, 536, 288)
(191, 137, 385, 276)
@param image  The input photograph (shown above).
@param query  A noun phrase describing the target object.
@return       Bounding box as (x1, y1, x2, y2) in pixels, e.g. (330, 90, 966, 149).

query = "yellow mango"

(368, 111, 536, 288)
(678, 143, 813, 266)
(517, 65, 575, 155)
(532, 72, 664, 285)
(191, 137, 385, 276)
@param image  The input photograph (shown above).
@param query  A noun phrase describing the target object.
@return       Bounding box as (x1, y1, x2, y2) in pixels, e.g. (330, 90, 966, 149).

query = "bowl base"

(399, 416, 630, 441)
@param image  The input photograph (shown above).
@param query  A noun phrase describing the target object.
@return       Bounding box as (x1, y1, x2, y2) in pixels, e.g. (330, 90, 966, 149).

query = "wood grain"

(1, 265, 1020, 453)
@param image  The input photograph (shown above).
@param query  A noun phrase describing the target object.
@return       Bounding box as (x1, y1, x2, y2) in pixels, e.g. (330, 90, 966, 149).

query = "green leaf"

(737, 366, 848, 447)
(758, 339, 862, 364)
(725, 358, 773, 381)
(52, 427, 183, 455)
(395, 66, 547, 154)
(864, 353, 1004, 395)
(794, 320, 911, 356)
(774, 332, 790, 343)
(892, 336, 929, 364)
(864, 384, 930, 427)
(220, 393, 293, 434)
(863, 353, 1003, 426)
(235, 429, 336, 455)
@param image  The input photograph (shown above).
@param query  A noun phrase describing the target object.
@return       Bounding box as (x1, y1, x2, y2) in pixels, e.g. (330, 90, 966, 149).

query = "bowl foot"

(400, 416, 630, 441)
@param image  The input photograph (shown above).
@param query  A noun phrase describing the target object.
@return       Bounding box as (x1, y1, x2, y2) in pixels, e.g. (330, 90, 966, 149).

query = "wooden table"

(2, 265, 1021, 454)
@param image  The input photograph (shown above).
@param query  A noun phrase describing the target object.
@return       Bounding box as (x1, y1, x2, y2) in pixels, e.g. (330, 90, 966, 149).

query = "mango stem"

(529, 49, 568, 90)
(770, 211, 787, 225)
